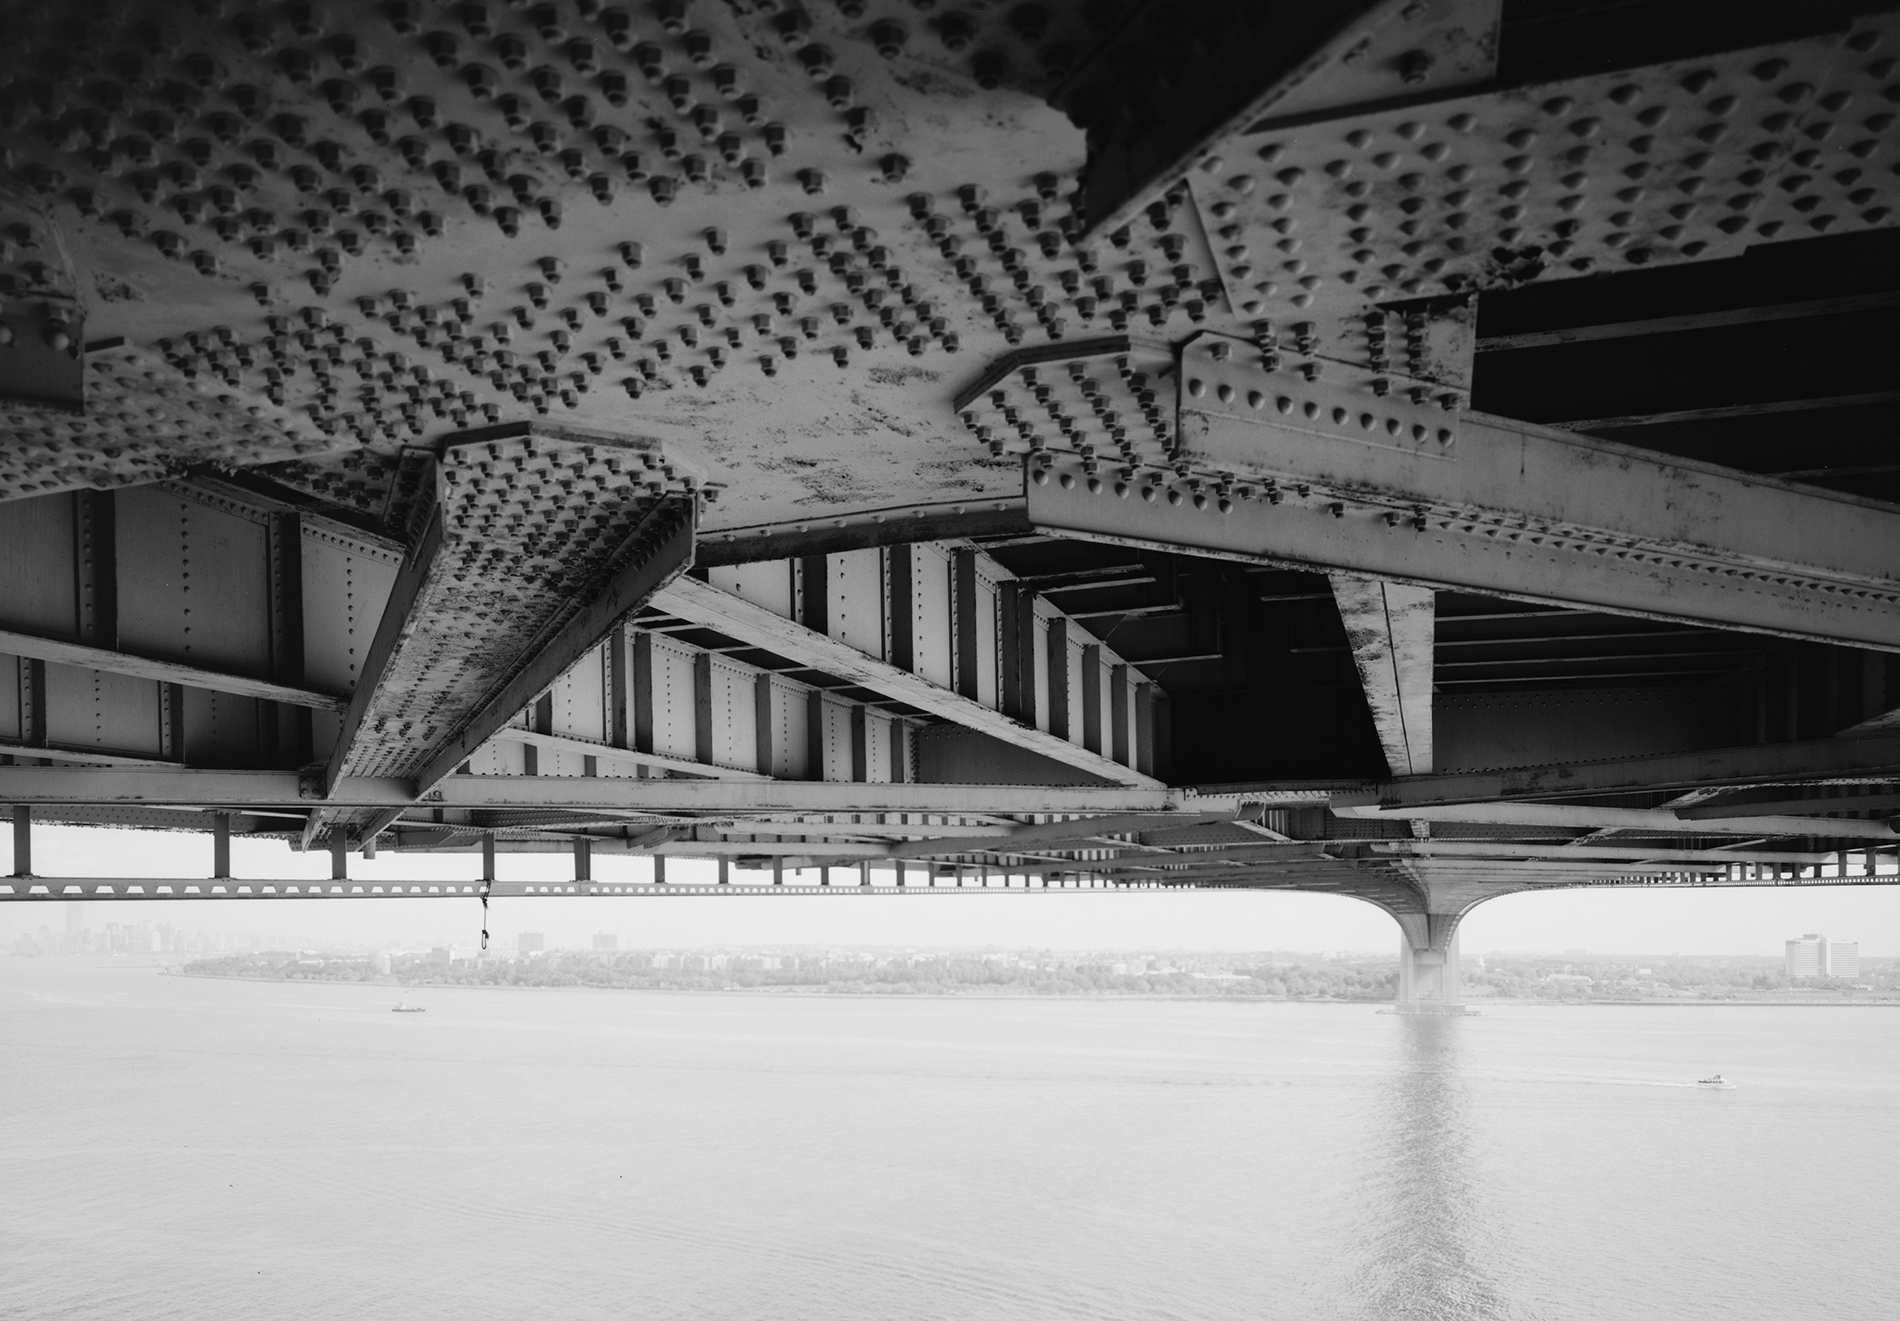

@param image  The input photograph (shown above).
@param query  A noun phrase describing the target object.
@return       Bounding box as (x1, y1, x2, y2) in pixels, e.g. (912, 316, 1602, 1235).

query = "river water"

(3, 960, 1894, 1320)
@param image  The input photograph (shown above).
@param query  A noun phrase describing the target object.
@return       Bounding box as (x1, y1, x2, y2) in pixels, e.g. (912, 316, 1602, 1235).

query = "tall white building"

(1826, 941, 1860, 979)
(1787, 934, 1859, 979)
(1786, 934, 1827, 979)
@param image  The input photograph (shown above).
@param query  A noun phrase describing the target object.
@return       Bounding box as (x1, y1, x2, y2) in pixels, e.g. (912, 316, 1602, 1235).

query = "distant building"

(592, 934, 618, 951)
(1786, 934, 1827, 978)
(1826, 941, 1860, 978)
(518, 932, 545, 954)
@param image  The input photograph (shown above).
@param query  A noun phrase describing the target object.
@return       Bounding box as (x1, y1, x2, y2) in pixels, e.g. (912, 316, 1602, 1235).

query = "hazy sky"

(3, 824, 1895, 956)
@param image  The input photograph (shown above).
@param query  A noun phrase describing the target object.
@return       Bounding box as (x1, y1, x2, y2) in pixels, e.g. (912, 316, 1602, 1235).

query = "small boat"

(1696, 1074, 1734, 1088)
(392, 1001, 426, 1013)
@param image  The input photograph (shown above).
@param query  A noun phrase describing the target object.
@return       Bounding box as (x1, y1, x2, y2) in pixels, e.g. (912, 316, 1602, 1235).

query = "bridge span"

(5, 1, 1900, 1008)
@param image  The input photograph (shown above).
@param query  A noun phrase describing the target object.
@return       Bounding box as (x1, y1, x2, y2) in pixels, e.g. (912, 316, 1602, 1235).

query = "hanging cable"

(478, 831, 496, 951)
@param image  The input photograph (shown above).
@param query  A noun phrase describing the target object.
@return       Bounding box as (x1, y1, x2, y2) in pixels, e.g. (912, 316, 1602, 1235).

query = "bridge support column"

(1392, 913, 1465, 1014)
(11, 805, 30, 878)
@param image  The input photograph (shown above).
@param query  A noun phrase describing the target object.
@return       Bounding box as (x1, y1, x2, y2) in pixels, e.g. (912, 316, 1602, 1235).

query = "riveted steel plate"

(0, 0, 1291, 528)
(1175, 334, 1465, 467)
(1024, 447, 1900, 650)
(951, 333, 1180, 473)
(1212, 14, 1900, 321)
(330, 422, 696, 783)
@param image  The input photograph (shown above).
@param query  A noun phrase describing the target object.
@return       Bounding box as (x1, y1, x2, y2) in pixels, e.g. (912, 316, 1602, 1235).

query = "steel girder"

(321, 425, 698, 791)
(1366, 729, 1900, 806)
(1328, 575, 1435, 774)
(1334, 797, 1900, 842)
(1014, 381, 1900, 651)
(0, 766, 1188, 814)
(650, 574, 1161, 788)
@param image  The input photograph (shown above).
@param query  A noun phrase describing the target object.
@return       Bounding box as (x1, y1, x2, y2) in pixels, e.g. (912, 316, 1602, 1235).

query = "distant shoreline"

(164, 968, 1388, 1004)
(159, 969, 1900, 1007)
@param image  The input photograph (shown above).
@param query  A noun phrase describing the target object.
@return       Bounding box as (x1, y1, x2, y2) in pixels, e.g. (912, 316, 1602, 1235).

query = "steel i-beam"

(1014, 336, 1900, 651)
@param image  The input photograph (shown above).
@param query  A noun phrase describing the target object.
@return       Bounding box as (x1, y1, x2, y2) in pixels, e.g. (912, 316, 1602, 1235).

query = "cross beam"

(1328, 575, 1434, 776)
(783, 809, 1242, 868)
(650, 575, 1162, 789)
(1333, 799, 1900, 844)
(0, 627, 346, 713)
(323, 430, 697, 798)
(0, 766, 1187, 815)
(1365, 731, 1900, 809)
(1027, 372, 1900, 652)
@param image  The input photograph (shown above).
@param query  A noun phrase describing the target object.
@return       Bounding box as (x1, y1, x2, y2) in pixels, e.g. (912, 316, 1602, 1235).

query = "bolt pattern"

(1207, 17, 1900, 316)
(956, 292, 1478, 483)
(0, 1, 1110, 514)
(337, 426, 697, 782)
(1032, 446, 1900, 611)
(954, 334, 1179, 472)
(0, 343, 324, 498)
(263, 447, 408, 518)
(3, 6, 1894, 526)
(0, 204, 82, 310)
(1182, 341, 1464, 454)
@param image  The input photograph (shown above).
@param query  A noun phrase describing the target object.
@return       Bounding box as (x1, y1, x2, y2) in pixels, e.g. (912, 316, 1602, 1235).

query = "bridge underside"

(4, 1, 1900, 999)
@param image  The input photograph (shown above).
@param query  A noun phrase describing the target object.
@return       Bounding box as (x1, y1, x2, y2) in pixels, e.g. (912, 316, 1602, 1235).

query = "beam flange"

(410, 499, 695, 793)
(786, 809, 1240, 867)
(1676, 791, 1900, 821)
(322, 506, 446, 795)
(488, 729, 772, 781)
(0, 766, 1184, 815)
(1370, 732, 1900, 809)
(0, 627, 346, 712)
(1022, 339, 1900, 651)
(1334, 799, 1900, 842)
(1371, 841, 1836, 866)
(1329, 575, 1434, 775)
(430, 777, 1179, 815)
(0, 741, 178, 769)
(1840, 706, 1900, 737)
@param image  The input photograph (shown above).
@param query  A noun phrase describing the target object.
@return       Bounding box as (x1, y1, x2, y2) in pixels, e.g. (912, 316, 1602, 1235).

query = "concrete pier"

(1393, 914, 1470, 1015)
